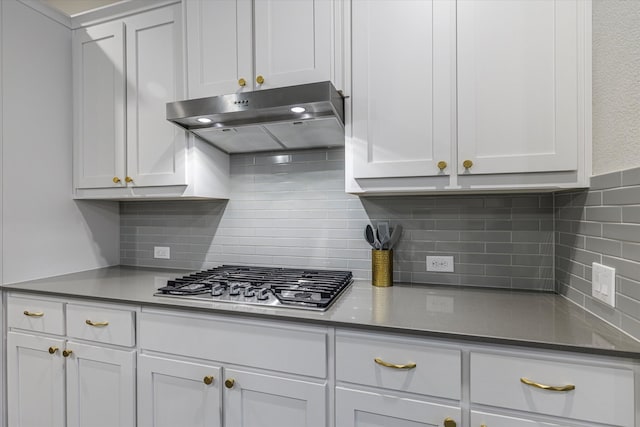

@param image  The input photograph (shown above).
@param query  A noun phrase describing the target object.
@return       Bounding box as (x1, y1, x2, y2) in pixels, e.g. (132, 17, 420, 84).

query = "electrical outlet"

(592, 262, 615, 307)
(154, 246, 170, 259)
(426, 256, 454, 272)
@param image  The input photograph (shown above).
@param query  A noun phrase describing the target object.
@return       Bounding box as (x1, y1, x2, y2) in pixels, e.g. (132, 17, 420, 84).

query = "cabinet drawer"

(336, 331, 461, 400)
(67, 303, 135, 347)
(140, 309, 327, 378)
(470, 352, 635, 426)
(7, 295, 64, 335)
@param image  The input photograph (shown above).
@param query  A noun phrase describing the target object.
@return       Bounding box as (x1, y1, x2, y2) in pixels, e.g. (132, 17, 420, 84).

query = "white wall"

(592, 0, 640, 175)
(1, 0, 119, 284)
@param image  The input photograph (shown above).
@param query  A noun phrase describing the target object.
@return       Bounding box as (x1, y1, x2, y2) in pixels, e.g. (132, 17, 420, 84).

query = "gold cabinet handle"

(203, 375, 214, 385)
(437, 161, 447, 171)
(125, 176, 133, 183)
(24, 310, 44, 317)
(62, 349, 73, 358)
(224, 378, 235, 389)
(444, 417, 457, 427)
(374, 357, 416, 370)
(520, 377, 575, 392)
(85, 319, 109, 327)
(48, 346, 59, 355)
(113, 177, 121, 184)
(462, 160, 473, 169)
(238, 78, 247, 87)
(256, 75, 265, 85)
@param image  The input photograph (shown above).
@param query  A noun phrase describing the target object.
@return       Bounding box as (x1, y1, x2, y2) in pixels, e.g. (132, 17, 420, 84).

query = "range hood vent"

(166, 81, 345, 154)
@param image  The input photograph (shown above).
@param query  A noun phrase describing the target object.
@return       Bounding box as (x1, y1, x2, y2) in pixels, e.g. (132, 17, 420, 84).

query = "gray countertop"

(3, 265, 640, 358)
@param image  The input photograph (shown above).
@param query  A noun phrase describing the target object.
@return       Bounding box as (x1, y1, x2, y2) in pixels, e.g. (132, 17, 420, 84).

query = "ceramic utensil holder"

(372, 249, 393, 287)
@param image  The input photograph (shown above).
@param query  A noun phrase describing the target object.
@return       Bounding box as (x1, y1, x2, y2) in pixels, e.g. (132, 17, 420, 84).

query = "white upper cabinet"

(73, 3, 229, 199)
(347, 0, 591, 194)
(185, 0, 339, 99)
(456, 0, 580, 176)
(350, 0, 454, 180)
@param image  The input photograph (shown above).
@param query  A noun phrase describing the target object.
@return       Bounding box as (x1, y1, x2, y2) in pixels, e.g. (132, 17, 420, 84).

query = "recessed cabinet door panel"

(471, 411, 571, 427)
(73, 21, 126, 189)
(185, 0, 253, 97)
(126, 5, 187, 187)
(457, 0, 581, 175)
(351, 0, 453, 179)
(336, 387, 461, 427)
(254, 0, 332, 89)
(7, 332, 66, 427)
(224, 369, 326, 427)
(138, 355, 221, 427)
(65, 341, 136, 427)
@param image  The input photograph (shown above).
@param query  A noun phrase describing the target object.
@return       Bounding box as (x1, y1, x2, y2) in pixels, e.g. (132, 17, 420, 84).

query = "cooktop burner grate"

(155, 265, 353, 311)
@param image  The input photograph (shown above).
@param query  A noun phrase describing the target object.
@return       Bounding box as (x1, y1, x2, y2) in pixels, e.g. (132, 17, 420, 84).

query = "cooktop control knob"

(229, 283, 242, 296)
(256, 288, 270, 301)
(211, 284, 224, 297)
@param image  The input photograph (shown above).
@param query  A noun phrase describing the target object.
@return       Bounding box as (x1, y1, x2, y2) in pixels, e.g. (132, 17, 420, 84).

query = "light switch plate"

(154, 246, 170, 259)
(426, 256, 454, 272)
(592, 262, 615, 307)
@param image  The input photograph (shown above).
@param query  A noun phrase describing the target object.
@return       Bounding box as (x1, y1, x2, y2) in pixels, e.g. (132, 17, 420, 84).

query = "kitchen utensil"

(365, 225, 378, 249)
(387, 224, 403, 249)
(377, 222, 390, 249)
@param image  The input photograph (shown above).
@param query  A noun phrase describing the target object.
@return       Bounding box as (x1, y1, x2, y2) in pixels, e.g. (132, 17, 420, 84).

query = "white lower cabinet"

(224, 369, 326, 427)
(471, 410, 573, 427)
(138, 354, 222, 427)
(6, 294, 138, 427)
(336, 387, 460, 427)
(7, 332, 66, 427)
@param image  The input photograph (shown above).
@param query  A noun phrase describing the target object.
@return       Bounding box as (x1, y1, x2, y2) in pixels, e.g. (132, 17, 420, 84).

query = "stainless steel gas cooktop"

(155, 265, 353, 311)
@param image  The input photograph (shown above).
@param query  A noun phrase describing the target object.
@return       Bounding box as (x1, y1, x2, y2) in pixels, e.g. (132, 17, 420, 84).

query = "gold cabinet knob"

(125, 176, 133, 183)
(224, 378, 235, 389)
(256, 75, 265, 85)
(443, 417, 457, 427)
(437, 161, 447, 171)
(238, 78, 246, 87)
(85, 319, 109, 327)
(23, 310, 44, 317)
(62, 349, 73, 358)
(48, 346, 59, 355)
(462, 160, 473, 169)
(113, 177, 121, 184)
(203, 375, 214, 385)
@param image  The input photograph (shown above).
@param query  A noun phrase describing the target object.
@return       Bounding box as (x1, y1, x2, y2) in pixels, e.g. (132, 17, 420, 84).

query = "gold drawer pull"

(63, 349, 73, 358)
(374, 357, 416, 370)
(85, 319, 109, 327)
(443, 417, 456, 427)
(520, 377, 575, 392)
(203, 375, 214, 385)
(24, 310, 44, 317)
(48, 346, 59, 355)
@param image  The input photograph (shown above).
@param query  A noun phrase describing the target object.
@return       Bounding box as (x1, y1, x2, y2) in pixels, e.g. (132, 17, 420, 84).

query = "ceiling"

(39, 0, 122, 16)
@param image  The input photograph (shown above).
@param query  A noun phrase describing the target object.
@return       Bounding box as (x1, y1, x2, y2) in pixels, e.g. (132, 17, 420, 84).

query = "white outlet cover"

(592, 262, 615, 307)
(154, 246, 170, 259)
(426, 256, 454, 272)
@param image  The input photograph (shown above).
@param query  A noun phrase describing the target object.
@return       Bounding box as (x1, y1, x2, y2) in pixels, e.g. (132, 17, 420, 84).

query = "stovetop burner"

(155, 265, 353, 311)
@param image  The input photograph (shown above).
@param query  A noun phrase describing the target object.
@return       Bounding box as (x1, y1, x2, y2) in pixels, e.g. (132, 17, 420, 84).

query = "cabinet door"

(65, 341, 136, 427)
(350, 0, 454, 179)
(126, 4, 187, 187)
(336, 387, 461, 427)
(7, 332, 66, 427)
(224, 369, 326, 427)
(457, 0, 582, 175)
(253, 0, 332, 90)
(185, 0, 253, 97)
(73, 20, 126, 189)
(471, 410, 571, 427)
(138, 354, 221, 427)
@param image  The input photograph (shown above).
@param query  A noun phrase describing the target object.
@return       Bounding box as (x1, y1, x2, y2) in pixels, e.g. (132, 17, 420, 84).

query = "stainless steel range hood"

(166, 81, 345, 154)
